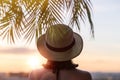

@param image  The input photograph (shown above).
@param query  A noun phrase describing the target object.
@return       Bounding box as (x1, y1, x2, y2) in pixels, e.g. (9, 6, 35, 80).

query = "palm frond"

(0, 0, 25, 43)
(0, 0, 94, 43)
(68, 0, 94, 35)
(23, 0, 65, 43)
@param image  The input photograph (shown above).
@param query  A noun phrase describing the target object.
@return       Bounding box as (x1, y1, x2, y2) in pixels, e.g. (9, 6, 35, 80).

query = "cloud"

(0, 47, 36, 54)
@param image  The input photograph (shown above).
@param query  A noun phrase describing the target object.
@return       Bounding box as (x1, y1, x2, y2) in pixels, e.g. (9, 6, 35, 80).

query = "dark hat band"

(46, 38, 75, 52)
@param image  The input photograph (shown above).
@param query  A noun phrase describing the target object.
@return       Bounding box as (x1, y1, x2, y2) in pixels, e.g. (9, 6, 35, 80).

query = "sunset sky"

(0, 0, 120, 73)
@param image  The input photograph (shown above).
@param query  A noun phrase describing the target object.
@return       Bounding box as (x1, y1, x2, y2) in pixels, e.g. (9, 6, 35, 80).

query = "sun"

(27, 56, 41, 70)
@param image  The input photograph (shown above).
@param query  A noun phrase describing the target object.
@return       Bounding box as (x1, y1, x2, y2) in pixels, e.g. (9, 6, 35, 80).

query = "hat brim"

(37, 33, 83, 61)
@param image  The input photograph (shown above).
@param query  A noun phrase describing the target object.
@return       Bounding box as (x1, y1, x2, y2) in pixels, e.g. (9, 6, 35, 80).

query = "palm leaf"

(0, 0, 25, 42)
(0, 0, 94, 43)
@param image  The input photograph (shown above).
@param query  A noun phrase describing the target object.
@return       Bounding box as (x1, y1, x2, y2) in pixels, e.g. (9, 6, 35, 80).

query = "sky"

(0, 0, 120, 73)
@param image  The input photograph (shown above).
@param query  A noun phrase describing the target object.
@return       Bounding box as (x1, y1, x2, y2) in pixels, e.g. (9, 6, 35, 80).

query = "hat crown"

(45, 24, 74, 48)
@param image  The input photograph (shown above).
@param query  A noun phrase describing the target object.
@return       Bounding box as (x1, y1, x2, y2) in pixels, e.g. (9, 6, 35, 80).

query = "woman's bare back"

(29, 68, 92, 80)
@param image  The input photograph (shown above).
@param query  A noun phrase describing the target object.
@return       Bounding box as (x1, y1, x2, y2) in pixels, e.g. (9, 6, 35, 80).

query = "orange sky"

(0, 35, 120, 73)
(0, 44, 120, 73)
(0, 53, 46, 73)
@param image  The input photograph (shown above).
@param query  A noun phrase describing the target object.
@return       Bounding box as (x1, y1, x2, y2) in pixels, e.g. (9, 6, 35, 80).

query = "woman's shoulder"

(75, 69, 91, 74)
(29, 68, 56, 80)
(74, 69, 92, 80)
(60, 69, 92, 80)
(30, 68, 44, 74)
(29, 68, 46, 80)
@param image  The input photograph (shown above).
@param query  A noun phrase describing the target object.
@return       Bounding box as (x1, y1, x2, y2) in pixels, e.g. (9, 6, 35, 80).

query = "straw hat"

(37, 24, 83, 61)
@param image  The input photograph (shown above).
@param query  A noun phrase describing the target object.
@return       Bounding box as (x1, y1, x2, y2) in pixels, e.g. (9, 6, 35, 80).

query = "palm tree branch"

(0, 0, 94, 43)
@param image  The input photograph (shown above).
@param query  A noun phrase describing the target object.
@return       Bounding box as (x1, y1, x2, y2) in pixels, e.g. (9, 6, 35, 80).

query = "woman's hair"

(43, 60, 78, 80)
(43, 60, 78, 72)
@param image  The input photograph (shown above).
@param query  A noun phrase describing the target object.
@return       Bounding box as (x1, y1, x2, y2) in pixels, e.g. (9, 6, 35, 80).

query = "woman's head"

(37, 24, 83, 61)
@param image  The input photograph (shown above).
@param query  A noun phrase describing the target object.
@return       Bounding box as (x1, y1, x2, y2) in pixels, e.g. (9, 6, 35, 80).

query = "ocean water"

(0, 72, 120, 80)
(91, 72, 120, 80)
